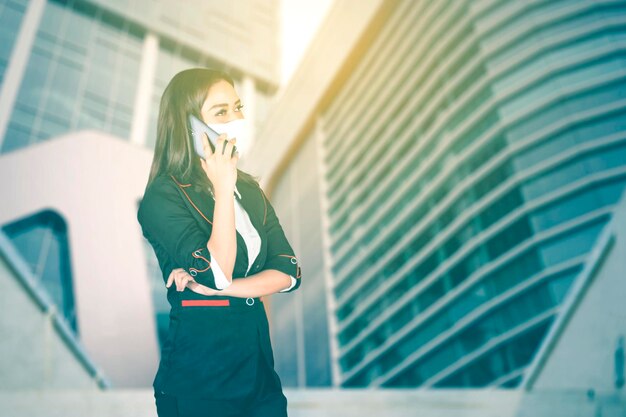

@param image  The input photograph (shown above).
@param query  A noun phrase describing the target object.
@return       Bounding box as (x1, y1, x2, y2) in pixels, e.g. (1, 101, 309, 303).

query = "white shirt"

(208, 185, 297, 292)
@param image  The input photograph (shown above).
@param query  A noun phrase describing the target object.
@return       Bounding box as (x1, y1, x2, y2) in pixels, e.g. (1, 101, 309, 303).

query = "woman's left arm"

(183, 269, 292, 298)
(176, 183, 302, 297)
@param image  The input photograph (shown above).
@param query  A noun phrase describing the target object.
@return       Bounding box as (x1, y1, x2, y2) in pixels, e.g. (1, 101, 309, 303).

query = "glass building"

(0, 0, 281, 347)
(329, 0, 626, 388)
(265, 0, 626, 389)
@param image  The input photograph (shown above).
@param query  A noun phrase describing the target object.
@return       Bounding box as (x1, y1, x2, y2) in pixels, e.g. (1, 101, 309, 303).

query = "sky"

(279, 0, 335, 86)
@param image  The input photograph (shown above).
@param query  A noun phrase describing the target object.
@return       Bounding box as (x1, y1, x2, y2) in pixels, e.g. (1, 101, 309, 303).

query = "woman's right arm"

(200, 133, 239, 288)
(206, 187, 236, 287)
(138, 134, 239, 290)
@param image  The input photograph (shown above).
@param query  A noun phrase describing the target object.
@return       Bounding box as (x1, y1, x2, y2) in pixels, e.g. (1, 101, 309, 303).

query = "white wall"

(0, 131, 158, 387)
(0, 247, 102, 389)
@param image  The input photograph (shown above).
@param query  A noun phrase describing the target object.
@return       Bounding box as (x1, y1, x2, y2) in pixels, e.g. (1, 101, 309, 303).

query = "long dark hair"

(146, 67, 260, 193)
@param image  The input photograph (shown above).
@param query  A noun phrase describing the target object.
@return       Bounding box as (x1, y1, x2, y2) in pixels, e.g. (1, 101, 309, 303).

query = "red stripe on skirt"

(181, 299, 230, 307)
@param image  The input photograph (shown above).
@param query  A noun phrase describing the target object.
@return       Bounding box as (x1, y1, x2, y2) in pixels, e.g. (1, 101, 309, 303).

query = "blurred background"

(1, 0, 626, 416)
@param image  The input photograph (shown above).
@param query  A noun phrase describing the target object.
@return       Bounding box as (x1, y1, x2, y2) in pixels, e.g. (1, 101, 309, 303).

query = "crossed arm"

(167, 267, 292, 298)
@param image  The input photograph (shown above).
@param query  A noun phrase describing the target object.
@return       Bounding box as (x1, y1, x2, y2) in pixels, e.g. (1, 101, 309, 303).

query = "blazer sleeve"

(137, 177, 221, 290)
(279, 276, 298, 293)
(259, 187, 302, 293)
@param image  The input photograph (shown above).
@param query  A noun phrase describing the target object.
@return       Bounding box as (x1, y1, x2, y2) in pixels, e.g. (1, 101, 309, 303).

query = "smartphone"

(189, 114, 219, 159)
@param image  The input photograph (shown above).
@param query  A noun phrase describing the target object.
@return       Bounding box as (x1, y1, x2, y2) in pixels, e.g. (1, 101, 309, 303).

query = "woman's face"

(200, 79, 245, 124)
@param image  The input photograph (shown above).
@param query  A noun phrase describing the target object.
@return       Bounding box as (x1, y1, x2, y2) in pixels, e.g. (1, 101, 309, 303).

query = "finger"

(202, 132, 214, 157)
(181, 275, 194, 288)
(181, 276, 195, 292)
(221, 136, 231, 156)
(176, 276, 185, 291)
(166, 273, 174, 288)
(186, 281, 204, 296)
(216, 134, 232, 156)
(216, 133, 227, 154)
(221, 138, 235, 157)
(231, 142, 239, 159)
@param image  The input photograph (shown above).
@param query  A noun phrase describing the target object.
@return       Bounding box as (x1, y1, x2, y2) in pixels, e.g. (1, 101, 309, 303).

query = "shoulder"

(143, 174, 181, 198)
(138, 174, 182, 217)
(236, 173, 264, 198)
(150, 173, 177, 188)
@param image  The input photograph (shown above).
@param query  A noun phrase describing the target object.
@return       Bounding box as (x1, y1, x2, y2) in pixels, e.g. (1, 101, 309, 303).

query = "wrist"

(213, 185, 234, 199)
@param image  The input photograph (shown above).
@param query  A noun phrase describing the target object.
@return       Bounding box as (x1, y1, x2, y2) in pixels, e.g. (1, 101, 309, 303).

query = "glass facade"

(0, 0, 28, 87)
(1, 0, 281, 152)
(2, 0, 144, 153)
(319, 0, 626, 388)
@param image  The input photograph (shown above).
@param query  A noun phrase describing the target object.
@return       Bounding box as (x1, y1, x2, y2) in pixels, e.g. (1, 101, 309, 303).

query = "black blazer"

(137, 172, 302, 291)
(136, 172, 302, 399)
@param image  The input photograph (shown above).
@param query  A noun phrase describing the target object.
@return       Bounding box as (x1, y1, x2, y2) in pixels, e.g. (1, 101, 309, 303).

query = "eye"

(214, 104, 243, 117)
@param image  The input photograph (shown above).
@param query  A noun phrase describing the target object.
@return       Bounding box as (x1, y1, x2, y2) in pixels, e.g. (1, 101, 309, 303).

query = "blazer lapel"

(169, 174, 249, 267)
(233, 176, 266, 239)
(233, 176, 269, 270)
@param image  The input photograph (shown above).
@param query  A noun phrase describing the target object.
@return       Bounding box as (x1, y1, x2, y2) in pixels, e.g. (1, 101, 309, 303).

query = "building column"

(0, 0, 46, 152)
(314, 114, 342, 387)
(130, 32, 159, 147)
(240, 75, 256, 148)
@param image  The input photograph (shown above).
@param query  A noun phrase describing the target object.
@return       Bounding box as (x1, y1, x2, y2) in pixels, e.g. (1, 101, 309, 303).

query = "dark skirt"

(155, 350, 288, 417)
(153, 296, 288, 417)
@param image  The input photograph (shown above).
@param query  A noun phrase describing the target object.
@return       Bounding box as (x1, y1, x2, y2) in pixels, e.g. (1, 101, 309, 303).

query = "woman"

(137, 68, 302, 417)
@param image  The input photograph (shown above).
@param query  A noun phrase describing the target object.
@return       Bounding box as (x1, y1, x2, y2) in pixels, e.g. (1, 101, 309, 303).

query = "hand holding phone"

(189, 114, 220, 159)
(189, 114, 239, 160)
(191, 114, 239, 194)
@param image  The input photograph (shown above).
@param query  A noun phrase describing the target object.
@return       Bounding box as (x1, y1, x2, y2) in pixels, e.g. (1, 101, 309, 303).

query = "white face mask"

(206, 118, 252, 158)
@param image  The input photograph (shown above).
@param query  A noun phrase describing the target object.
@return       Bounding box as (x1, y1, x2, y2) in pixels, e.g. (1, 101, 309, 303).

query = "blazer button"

(290, 257, 297, 264)
(189, 269, 197, 276)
